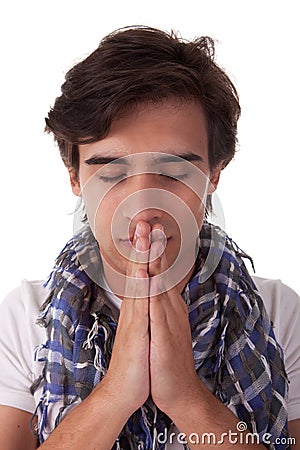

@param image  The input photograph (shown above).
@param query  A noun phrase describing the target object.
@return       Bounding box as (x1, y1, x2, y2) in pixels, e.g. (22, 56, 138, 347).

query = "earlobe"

(68, 168, 81, 196)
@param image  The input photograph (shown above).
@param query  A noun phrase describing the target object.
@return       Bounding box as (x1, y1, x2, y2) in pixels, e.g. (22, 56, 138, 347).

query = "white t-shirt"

(0, 276, 299, 449)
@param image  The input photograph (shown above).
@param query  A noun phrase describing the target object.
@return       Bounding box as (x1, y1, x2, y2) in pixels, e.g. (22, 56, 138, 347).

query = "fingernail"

(135, 222, 143, 238)
(150, 228, 166, 245)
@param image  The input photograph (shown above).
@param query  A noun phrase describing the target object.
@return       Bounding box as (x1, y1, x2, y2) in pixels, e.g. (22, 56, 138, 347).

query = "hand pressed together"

(101, 221, 151, 415)
(104, 220, 199, 416)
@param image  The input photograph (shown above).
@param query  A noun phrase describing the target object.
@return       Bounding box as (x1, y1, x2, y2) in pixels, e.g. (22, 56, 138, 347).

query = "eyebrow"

(84, 152, 204, 165)
(153, 153, 204, 164)
(84, 155, 130, 165)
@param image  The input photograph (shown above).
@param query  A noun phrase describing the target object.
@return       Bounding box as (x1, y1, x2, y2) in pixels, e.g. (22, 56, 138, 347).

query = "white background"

(0, 0, 299, 301)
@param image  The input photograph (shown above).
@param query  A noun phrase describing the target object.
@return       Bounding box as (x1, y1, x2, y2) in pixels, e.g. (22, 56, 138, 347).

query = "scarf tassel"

(82, 314, 107, 375)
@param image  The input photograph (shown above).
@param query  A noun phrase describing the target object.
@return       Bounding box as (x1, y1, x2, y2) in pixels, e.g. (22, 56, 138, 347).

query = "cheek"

(94, 195, 120, 241)
(181, 190, 206, 225)
(91, 200, 120, 257)
(82, 178, 120, 239)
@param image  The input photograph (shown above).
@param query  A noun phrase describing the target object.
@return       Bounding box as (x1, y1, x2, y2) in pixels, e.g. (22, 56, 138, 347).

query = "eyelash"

(98, 173, 188, 183)
(98, 174, 127, 183)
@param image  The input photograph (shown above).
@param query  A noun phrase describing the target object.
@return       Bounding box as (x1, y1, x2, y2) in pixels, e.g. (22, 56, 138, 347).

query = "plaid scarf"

(31, 223, 290, 449)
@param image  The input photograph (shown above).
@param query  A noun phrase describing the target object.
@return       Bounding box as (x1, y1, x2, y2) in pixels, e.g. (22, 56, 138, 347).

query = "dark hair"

(45, 26, 240, 178)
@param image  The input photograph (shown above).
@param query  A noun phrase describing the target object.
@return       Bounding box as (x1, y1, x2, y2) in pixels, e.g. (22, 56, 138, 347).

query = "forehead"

(79, 100, 208, 162)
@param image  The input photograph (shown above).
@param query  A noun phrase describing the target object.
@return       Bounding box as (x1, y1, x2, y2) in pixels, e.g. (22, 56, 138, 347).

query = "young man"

(0, 26, 299, 450)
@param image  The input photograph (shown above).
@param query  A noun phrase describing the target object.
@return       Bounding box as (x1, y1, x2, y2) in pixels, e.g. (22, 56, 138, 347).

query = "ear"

(207, 163, 222, 195)
(68, 168, 81, 196)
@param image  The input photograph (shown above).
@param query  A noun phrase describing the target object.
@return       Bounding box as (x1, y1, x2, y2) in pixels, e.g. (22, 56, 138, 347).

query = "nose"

(130, 207, 163, 224)
(122, 174, 165, 224)
(128, 172, 157, 192)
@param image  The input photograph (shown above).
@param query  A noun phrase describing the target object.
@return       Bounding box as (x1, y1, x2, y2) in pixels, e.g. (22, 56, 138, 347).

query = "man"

(0, 26, 299, 449)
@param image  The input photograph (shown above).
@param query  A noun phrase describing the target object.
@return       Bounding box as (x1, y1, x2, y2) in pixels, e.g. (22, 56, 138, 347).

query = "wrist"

(160, 373, 203, 420)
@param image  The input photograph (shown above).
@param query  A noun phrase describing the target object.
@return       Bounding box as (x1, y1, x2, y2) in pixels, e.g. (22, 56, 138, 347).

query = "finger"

(149, 276, 175, 327)
(133, 220, 151, 242)
(149, 231, 188, 316)
(150, 223, 166, 242)
(149, 240, 165, 275)
(150, 283, 190, 349)
(122, 221, 151, 322)
(148, 225, 167, 279)
(149, 224, 166, 264)
(149, 289, 170, 343)
(131, 220, 150, 265)
(149, 240, 172, 296)
(125, 222, 150, 299)
(129, 269, 149, 331)
(121, 266, 149, 329)
(149, 231, 175, 320)
(133, 268, 149, 300)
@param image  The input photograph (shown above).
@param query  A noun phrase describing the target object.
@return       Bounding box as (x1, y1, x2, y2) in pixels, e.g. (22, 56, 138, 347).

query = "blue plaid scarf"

(31, 223, 290, 449)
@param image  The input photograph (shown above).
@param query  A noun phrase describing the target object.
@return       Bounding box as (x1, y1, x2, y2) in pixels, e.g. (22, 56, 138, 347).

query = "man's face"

(71, 101, 221, 294)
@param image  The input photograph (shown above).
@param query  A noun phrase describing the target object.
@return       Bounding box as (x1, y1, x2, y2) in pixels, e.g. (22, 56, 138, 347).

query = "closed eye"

(97, 172, 189, 183)
(158, 173, 188, 181)
(97, 174, 127, 183)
